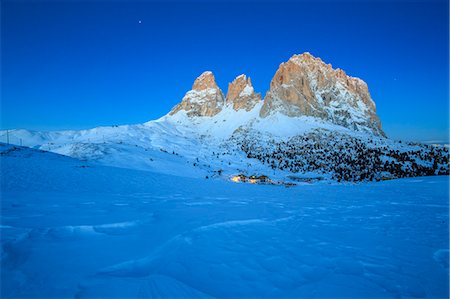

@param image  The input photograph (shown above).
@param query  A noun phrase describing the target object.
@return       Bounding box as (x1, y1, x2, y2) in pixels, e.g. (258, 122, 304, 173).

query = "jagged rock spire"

(170, 71, 225, 117)
(226, 74, 262, 111)
(168, 53, 385, 137)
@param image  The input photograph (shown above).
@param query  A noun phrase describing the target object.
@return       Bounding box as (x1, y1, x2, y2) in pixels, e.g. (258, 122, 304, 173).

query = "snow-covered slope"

(1, 144, 449, 298)
(0, 107, 268, 179)
(2, 106, 448, 183)
(1, 123, 209, 178)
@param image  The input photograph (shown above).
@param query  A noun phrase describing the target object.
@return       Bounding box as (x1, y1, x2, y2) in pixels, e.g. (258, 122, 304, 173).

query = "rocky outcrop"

(260, 53, 385, 137)
(226, 75, 262, 111)
(168, 54, 385, 138)
(169, 71, 225, 117)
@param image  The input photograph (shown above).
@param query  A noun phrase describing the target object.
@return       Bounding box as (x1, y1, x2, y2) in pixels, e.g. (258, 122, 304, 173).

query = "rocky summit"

(226, 74, 262, 111)
(170, 52, 385, 137)
(260, 53, 384, 137)
(169, 71, 225, 117)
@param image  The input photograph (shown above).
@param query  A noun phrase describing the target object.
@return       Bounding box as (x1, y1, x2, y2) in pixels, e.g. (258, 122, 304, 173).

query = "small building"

(230, 174, 271, 184)
(231, 174, 247, 183)
(257, 175, 269, 182)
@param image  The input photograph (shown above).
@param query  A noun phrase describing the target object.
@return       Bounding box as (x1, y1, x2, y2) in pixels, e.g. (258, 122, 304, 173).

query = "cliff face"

(226, 74, 262, 111)
(169, 53, 385, 137)
(169, 71, 225, 117)
(260, 53, 385, 136)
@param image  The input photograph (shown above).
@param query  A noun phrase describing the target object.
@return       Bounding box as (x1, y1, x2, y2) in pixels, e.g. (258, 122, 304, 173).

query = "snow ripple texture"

(1, 144, 449, 298)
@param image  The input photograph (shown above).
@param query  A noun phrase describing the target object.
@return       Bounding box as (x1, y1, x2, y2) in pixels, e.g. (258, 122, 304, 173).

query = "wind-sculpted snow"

(1, 144, 448, 298)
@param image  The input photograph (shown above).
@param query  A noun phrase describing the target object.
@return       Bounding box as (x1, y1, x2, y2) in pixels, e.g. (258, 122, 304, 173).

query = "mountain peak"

(289, 52, 325, 64)
(226, 74, 262, 111)
(167, 53, 385, 137)
(260, 53, 385, 136)
(169, 71, 225, 117)
(192, 71, 218, 91)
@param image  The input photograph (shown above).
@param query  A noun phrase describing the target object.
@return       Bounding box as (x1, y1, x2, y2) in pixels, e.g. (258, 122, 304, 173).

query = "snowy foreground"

(1, 144, 449, 298)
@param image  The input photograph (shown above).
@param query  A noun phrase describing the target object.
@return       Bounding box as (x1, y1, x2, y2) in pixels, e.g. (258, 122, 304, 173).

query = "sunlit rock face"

(260, 53, 385, 137)
(170, 71, 226, 117)
(169, 53, 385, 137)
(226, 74, 262, 111)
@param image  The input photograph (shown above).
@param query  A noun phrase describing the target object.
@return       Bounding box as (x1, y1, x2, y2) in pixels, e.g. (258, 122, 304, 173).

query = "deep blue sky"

(2, 0, 449, 142)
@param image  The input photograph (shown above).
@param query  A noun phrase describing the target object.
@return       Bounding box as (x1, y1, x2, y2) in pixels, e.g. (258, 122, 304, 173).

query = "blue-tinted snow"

(1, 144, 448, 298)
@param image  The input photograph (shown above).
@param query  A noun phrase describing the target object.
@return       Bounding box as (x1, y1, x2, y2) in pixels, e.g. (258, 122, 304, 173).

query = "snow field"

(1, 144, 448, 298)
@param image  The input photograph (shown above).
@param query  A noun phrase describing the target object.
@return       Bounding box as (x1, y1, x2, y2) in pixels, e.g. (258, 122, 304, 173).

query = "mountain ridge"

(168, 52, 384, 137)
(1, 53, 448, 183)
